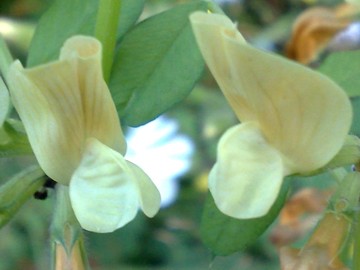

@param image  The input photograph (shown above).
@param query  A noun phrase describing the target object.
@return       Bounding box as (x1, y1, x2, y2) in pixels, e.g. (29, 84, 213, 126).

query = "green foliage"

(201, 182, 290, 256)
(117, 0, 145, 41)
(351, 97, 360, 137)
(318, 50, 360, 98)
(109, 1, 211, 126)
(0, 120, 32, 157)
(27, 0, 143, 67)
(27, 0, 98, 67)
(0, 165, 45, 229)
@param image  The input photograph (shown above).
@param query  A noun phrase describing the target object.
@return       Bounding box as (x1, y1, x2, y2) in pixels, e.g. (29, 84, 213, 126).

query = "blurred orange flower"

(285, 4, 359, 64)
(280, 212, 350, 270)
(271, 188, 332, 247)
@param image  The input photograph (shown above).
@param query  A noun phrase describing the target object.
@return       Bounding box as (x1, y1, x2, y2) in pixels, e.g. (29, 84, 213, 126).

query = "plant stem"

(51, 185, 90, 270)
(352, 164, 360, 270)
(94, 0, 121, 82)
(353, 205, 360, 270)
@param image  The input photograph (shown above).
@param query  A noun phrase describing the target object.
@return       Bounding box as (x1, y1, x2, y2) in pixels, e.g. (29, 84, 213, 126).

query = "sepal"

(325, 135, 360, 170)
(51, 185, 82, 255)
(329, 171, 360, 216)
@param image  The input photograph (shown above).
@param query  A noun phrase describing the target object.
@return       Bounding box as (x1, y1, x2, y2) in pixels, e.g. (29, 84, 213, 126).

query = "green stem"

(94, 0, 121, 82)
(0, 35, 14, 78)
(354, 207, 360, 270)
(51, 185, 90, 270)
(352, 164, 360, 270)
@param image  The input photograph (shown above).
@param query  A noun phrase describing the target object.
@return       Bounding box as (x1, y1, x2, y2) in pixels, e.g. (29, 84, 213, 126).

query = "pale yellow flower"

(7, 36, 161, 232)
(190, 12, 352, 219)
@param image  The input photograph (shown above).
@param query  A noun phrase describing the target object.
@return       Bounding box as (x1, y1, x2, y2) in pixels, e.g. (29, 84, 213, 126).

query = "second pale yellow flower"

(190, 12, 352, 219)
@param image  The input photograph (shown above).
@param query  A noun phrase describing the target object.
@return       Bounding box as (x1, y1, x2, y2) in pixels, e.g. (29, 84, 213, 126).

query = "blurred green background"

(0, 0, 350, 269)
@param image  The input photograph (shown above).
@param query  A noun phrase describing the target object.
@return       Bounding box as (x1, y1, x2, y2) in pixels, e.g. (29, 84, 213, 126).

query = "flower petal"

(125, 161, 161, 217)
(7, 60, 80, 184)
(60, 36, 126, 154)
(221, 32, 352, 172)
(209, 122, 284, 218)
(189, 12, 254, 121)
(190, 12, 352, 173)
(69, 138, 160, 233)
(7, 36, 125, 184)
(0, 76, 9, 126)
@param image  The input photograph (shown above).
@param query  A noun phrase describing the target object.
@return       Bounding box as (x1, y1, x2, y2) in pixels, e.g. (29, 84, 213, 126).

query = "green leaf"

(0, 165, 46, 229)
(27, 0, 144, 67)
(27, 0, 98, 67)
(110, 1, 211, 126)
(0, 120, 33, 157)
(318, 50, 360, 97)
(200, 181, 290, 255)
(117, 0, 145, 41)
(350, 97, 360, 136)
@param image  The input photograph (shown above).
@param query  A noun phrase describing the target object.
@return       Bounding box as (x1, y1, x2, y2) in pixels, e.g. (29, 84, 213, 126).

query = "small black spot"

(34, 189, 48, 200)
(33, 176, 57, 200)
(44, 178, 57, 189)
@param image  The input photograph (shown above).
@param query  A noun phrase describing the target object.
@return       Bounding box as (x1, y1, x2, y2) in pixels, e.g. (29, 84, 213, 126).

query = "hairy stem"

(51, 185, 90, 270)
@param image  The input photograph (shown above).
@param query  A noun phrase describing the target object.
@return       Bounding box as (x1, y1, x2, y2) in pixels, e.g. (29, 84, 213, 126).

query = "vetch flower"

(6, 35, 161, 233)
(190, 12, 352, 219)
(285, 5, 352, 64)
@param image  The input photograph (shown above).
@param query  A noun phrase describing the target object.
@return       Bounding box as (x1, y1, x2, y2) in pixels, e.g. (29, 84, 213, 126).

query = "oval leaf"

(200, 181, 290, 255)
(350, 97, 360, 136)
(117, 0, 145, 41)
(109, 1, 212, 126)
(27, 0, 98, 67)
(318, 50, 360, 97)
(27, 0, 140, 67)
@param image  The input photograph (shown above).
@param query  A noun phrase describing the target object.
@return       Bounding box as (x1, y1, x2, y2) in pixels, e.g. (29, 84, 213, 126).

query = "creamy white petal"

(126, 161, 161, 217)
(60, 36, 126, 154)
(209, 123, 284, 218)
(189, 12, 254, 121)
(7, 60, 81, 184)
(0, 77, 9, 126)
(69, 138, 159, 233)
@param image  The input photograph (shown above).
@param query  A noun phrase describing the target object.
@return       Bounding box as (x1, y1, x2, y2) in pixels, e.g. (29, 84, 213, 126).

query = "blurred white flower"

(126, 116, 194, 207)
(328, 22, 360, 51)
